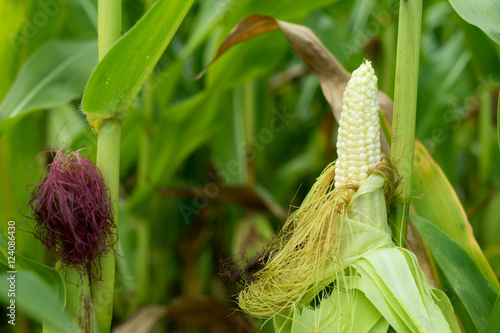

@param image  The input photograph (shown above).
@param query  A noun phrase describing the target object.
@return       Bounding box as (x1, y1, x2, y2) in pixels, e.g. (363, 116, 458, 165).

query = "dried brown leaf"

(197, 14, 393, 154)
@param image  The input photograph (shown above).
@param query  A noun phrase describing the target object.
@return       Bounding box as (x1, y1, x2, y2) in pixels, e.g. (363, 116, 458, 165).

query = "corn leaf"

(485, 294, 500, 333)
(0, 39, 98, 134)
(69, 0, 97, 32)
(0, 271, 71, 331)
(0, 114, 47, 259)
(449, 0, 500, 45)
(0, 0, 24, 99)
(128, 91, 224, 214)
(0, 232, 65, 306)
(412, 140, 500, 291)
(411, 214, 497, 332)
(460, 22, 500, 83)
(197, 15, 394, 128)
(81, 0, 194, 132)
(485, 246, 500, 278)
(432, 288, 463, 333)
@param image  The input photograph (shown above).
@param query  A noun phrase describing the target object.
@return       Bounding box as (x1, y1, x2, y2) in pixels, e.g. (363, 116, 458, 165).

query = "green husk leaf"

(238, 170, 394, 318)
(290, 289, 387, 332)
(272, 224, 459, 332)
(347, 173, 390, 232)
(252, 168, 459, 332)
(348, 248, 459, 332)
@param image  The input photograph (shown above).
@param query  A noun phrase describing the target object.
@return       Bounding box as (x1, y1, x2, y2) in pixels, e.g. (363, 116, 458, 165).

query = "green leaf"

(0, 231, 65, 306)
(182, 0, 237, 57)
(352, 248, 459, 332)
(460, 21, 500, 83)
(412, 214, 498, 332)
(129, 91, 223, 214)
(0, 114, 46, 260)
(81, 0, 194, 132)
(0, 0, 25, 99)
(211, 85, 249, 185)
(69, 0, 98, 32)
(115, 199, 137, 295)
(485, 294, 500, 333)
(151, 91, 221, 184)
(0, 271, 72, 332)
(416, 34, 470, 141)
(485, 246, 500, 278)
(449, 0, 500, 45)
(482, 193, 500, 249)
(0, 39, 98, 133)
(412, 141, 500, 291)
(46, 104, 87, 147)
(207, 31, 288, 91)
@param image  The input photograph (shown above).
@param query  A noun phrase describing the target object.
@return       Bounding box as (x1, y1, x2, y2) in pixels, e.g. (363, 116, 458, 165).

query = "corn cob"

(335, 60, 381, 187)
(233, 60, 458, 333)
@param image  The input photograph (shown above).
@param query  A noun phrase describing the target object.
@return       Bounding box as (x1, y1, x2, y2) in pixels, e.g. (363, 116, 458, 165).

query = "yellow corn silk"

(236, 61, 460, 332)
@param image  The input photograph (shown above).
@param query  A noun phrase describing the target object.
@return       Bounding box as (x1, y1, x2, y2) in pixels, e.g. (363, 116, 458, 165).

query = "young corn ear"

(232, 61, 459, 333)
(235, 61, 390, 319)
(335, 60, 381, 187)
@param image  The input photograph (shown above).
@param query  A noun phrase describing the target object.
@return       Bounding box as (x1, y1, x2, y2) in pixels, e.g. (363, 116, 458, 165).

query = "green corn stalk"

(89, 1, 122, 332)
(389, 0, 423, 247)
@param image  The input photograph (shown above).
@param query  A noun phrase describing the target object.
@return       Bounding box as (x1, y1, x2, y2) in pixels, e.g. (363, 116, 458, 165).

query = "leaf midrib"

(8, 49, 85, 118)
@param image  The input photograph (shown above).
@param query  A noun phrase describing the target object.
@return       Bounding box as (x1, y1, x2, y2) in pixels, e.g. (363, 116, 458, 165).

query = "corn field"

(0, 0, 499, 332)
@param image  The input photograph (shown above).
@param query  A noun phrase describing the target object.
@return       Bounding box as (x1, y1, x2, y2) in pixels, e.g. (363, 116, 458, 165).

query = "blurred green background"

(0, 0, 499, 331)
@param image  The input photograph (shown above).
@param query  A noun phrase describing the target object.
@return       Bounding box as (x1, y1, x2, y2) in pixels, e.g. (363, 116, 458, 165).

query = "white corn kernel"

(335, 60, 381, 187)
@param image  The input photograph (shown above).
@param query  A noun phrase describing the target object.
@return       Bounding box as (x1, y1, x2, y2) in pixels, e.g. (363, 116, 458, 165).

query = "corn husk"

(270, 173, 460, 332)
(289, 288, 389, 332)
(236, 161, 459, 332)
(237, 162, 385, 318)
